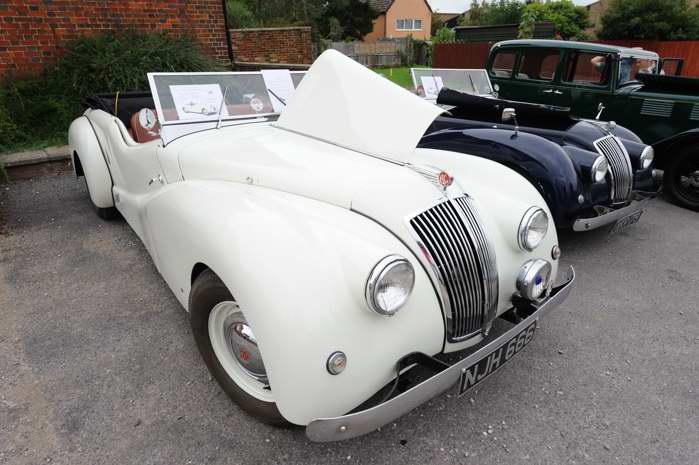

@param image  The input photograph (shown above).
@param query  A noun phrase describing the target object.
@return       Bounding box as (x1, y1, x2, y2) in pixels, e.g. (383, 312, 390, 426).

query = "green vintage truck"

(486, 39, 699, 211)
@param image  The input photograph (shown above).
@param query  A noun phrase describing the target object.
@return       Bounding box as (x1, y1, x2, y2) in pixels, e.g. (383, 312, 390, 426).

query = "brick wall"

(230, 27, 313, 66)
(0, 0, 230, 78)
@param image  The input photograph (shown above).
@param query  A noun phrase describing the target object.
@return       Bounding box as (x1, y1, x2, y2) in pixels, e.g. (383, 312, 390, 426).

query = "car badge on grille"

(438, 171, 453, 190)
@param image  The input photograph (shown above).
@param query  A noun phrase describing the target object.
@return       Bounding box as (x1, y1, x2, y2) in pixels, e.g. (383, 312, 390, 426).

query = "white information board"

(420, 76, 444, 99)
(170, 84, 228, 120)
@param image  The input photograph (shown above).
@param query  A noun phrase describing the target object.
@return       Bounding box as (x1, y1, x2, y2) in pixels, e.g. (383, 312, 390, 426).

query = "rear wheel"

(664, 148, 699, 211)
(189, 269, 288, 425)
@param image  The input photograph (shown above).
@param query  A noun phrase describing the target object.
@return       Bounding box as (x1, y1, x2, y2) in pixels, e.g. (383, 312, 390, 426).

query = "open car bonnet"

(275, 49, 444, 163)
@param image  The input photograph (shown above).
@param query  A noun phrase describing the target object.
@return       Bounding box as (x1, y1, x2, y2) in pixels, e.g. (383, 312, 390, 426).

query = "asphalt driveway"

(1, 173, 697, 465)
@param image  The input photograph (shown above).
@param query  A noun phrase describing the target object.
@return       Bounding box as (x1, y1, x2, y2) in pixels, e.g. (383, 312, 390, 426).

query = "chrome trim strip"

(305, 267, 575, 443)
(572, 194, 651, 232)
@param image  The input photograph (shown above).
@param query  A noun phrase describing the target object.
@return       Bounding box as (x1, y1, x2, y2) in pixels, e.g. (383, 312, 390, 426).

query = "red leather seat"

(130, 108, 161, 143)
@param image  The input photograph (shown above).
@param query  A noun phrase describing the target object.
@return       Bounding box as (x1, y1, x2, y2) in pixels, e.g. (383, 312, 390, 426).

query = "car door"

(553, 50, 615, 118)
(487, 47, 519, 100)
(505, 47, 564, 106)
(102, 116, 166, 243)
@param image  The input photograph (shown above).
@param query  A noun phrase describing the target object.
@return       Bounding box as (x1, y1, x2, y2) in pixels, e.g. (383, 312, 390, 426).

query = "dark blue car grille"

(594, 136, 633, 203)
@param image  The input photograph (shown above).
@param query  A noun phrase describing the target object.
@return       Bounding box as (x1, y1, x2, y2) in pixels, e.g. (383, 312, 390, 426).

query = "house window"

(396, 19, 421, 30)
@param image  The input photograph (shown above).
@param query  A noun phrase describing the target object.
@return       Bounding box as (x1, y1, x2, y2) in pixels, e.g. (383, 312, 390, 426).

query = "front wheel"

(664, 148, 699, 211)
(189, 269, 288, 425)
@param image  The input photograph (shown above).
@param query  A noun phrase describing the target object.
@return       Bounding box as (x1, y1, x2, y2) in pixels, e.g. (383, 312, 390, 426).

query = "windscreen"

(411, 68, 493, 99)
(148, 72, 276, 124)
(618, 57, 659, 85)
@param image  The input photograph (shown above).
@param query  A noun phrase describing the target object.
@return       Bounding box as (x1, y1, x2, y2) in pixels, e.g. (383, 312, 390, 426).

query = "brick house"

(0, 0, 231, 79)
(364, 0, 433, 41)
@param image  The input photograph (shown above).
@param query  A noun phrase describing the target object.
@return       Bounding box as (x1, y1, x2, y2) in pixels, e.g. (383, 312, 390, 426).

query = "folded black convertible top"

(85, 91, 154, 126)
(436, 88, 573, 125)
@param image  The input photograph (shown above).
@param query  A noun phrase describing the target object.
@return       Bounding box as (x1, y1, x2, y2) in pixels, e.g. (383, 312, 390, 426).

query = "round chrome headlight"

(640, 146, 654, 170)
(516, 259, 552, 301)
(591, 156, 609, 183)
(518, 207, 549, 251)
(365, 255, 415, 316)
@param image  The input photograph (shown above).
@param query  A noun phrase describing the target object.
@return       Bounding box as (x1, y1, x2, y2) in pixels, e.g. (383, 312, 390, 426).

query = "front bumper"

(305, 266, 576, 442)
(572, 191, 656, 232)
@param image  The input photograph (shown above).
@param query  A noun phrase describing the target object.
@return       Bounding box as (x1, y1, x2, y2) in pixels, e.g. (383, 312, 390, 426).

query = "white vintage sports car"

(68, 50, 575, 441)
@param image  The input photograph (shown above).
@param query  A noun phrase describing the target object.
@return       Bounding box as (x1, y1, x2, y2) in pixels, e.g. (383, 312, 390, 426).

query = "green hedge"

(0, 31, 223, 155)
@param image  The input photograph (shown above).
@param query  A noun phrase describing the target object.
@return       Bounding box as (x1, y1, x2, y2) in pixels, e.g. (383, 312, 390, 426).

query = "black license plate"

(610, 210, 643, 235)
(458, 321, 537, 396)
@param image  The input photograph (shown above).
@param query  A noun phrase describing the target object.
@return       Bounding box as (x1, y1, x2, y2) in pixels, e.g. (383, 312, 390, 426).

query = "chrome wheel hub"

(224, 315, 268, 383)
(680, 170, 699, 189)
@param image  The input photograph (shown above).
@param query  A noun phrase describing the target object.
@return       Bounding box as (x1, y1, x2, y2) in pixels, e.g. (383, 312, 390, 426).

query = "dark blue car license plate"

(610, 210, 643, 235)
(458, 321, 537, 396)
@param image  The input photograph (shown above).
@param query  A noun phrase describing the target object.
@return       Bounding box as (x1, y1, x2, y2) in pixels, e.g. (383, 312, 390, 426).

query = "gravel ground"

(0, 174, 697, 465)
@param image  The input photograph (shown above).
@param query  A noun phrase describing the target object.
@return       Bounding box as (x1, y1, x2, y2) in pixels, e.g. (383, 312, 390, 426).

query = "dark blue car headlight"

(640, 146, 654, 170)
(591, 156, 609, 183)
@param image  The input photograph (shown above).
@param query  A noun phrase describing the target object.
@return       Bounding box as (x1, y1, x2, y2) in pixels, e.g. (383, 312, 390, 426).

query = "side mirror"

(502, 107, 516, 123)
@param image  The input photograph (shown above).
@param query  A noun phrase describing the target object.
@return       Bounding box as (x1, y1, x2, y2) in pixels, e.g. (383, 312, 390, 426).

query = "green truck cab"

(486, 39, 699, 211)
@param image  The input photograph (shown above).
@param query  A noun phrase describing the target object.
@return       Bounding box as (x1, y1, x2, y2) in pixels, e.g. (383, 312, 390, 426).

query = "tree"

(226, 0, 377, 41)
(316, 0, 377, 41)
(519, 0, 589, 40)
(462, 0, 525, 26)
(432, 26, 456, 43)
(598, 0, 699, 40)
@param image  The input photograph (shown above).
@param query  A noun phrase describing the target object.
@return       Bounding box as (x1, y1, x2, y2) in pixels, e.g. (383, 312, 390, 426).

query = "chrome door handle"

(148, 174, 164, 186)
(553, 90, 563, 95)
(542, 89, 554, 94)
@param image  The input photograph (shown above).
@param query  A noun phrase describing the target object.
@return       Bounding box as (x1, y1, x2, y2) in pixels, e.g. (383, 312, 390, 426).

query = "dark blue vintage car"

(417, 88, 658, 231)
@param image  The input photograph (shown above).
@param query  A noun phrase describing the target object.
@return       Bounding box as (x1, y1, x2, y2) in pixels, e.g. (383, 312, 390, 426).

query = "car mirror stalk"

(502, 107, 519, 137)
(595, 102, 605, 120)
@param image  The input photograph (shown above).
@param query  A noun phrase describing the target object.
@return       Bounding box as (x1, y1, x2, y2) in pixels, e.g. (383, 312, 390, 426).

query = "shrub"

(0, 31, 221, 154)
(53, 31, 221, 97)
(226, 0, 258, 28)
(0, 103, 18, 152)
(432, 26, 456, 44)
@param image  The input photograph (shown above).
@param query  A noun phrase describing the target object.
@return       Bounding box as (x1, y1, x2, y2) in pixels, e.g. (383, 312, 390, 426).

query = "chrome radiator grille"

(409, 196, 498, 341)
(594, 135, 633, 203)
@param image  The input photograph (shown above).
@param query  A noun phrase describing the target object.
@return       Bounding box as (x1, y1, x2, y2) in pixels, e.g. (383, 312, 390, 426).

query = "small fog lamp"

(517, 259, 553, 301)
